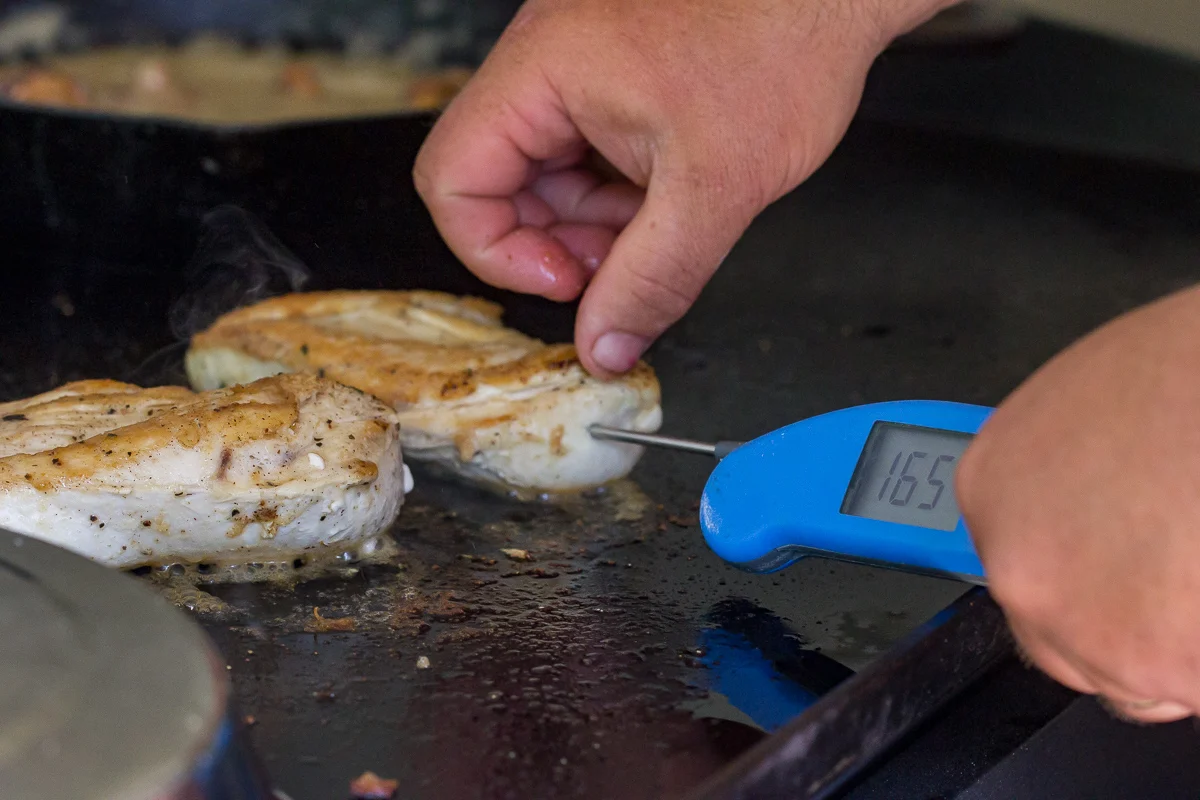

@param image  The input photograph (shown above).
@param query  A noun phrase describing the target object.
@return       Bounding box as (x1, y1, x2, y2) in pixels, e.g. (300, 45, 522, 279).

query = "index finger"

(412, 69, 591, 301)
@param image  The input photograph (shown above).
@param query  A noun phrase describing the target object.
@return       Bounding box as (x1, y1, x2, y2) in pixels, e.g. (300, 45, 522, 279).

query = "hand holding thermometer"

(590, 400, 992, 585)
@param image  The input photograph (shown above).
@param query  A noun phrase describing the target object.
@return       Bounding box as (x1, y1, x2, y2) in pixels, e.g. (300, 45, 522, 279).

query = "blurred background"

(0, 0, 1196, 62)
(1024, 0, 1200, 58)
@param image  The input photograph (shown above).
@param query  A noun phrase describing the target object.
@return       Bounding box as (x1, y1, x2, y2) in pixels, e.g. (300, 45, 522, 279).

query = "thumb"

(574, 171, 759, 377)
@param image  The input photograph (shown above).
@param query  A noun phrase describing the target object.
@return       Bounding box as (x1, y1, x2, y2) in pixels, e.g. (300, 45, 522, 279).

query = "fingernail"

(1103, 697, 1193, 723)
(1127, 700, 1192, 718)
(592, 332, 648, 374)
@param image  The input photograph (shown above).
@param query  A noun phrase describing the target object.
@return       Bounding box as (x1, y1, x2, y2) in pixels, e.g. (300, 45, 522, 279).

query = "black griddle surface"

(5, 110, 1200, 797)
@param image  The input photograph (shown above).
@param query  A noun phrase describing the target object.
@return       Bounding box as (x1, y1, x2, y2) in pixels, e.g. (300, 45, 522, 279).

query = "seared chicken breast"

(0, 374, 409, 569)
(185, 290, 663, 493)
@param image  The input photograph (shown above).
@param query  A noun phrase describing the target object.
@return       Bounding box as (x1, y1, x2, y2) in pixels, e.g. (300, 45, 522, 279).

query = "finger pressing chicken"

(0, 373, 410, 570)
(184, 290, 663, 495)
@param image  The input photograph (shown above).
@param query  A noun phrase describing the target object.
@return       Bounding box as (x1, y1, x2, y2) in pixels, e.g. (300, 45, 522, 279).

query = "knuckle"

(988, 562, 1052, 625)
(983, 536, 1060, 629)
(622, 259, 701, 325)
(674, 151, 776, 219)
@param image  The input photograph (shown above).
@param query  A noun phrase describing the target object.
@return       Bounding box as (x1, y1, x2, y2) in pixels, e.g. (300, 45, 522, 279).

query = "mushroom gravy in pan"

(0, 36, 472, 124)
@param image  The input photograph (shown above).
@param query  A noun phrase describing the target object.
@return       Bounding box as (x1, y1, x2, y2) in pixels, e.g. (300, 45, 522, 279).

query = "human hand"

(957, 285, 1200, 723)
(413, 0, 957, 377)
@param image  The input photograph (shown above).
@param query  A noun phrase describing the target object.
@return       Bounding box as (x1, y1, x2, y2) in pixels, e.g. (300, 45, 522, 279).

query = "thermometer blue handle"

(698, 401, 992, 584)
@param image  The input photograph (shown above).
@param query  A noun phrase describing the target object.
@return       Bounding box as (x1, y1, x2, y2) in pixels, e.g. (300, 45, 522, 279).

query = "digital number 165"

(877, 451, 956, 510)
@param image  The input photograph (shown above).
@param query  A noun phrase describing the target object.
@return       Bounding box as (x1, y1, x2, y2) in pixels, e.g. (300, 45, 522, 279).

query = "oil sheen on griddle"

(138, 476, 654, 624)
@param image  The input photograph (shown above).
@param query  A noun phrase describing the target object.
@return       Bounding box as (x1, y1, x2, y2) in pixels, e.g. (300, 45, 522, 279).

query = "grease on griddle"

(203, 481, 749, 795)
(142, 535, 399, 588)
(135, 536, 401, 621)
(149, 477, 660, 643)
(151, 578, 240, 620)
(434, 626, 492, 646)
(605, 479, 654, 522)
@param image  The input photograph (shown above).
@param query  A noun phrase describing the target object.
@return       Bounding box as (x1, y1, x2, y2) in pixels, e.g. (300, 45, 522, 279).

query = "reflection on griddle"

(683, 598, 856, 732)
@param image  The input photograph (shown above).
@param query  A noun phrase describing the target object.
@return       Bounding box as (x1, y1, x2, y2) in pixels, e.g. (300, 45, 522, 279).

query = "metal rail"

(690, 587, 1012, 800)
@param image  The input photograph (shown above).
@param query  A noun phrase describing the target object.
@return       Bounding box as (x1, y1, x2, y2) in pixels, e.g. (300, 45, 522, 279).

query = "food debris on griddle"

(388, 588, 430, 635)
(500, 547, 535, 562)
(304, 607, 356, 633)
(349, 771, 399, 799)
(426, 590, 468, 621)
(434, 626, 492, 646)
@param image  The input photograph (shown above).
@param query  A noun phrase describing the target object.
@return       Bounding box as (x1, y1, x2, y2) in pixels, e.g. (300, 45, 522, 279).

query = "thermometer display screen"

(840, 422, 973, 531)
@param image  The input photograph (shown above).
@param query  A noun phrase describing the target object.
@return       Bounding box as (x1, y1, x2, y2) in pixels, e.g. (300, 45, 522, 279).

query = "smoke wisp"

(168, 204, 312, 342)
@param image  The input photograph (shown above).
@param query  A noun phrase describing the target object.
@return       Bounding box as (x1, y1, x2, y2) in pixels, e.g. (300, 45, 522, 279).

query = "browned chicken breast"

(184, 290, 663, 494)
(0, 374, 409, 570)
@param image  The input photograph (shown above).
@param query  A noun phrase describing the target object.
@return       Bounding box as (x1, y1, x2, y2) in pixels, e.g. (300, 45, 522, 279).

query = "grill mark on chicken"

(186, 290, 663, 493)
(0, 373, 409, 570)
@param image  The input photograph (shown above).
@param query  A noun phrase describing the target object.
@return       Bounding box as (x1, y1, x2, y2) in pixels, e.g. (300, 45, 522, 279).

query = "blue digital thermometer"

(591, 400, 992, 584)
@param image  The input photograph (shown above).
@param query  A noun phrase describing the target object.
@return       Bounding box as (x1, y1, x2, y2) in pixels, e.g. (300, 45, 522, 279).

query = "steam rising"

(129, 205, 310, 387)
(168, 205, 311, 341)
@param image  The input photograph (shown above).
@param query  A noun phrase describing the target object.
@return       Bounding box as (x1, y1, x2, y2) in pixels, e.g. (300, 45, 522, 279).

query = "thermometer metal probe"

(589, 400, 992, 586)
(588, 425, 743, 459)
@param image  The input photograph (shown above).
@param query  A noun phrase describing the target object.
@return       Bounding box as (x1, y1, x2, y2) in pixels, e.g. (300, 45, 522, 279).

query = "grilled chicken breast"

(184, 290, 663, 493)
(0, 373, 409, 569)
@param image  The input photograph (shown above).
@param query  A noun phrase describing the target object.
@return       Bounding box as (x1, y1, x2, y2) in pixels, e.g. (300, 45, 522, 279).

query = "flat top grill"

(3, 25, 1200, 797)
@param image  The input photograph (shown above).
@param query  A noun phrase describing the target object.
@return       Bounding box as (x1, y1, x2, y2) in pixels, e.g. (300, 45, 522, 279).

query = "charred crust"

(438, 374, 477, 399)
(252, 505, 277, 522)
(216, 447, 233, 480)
